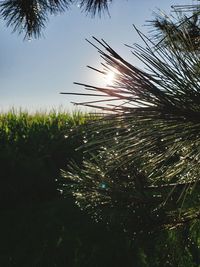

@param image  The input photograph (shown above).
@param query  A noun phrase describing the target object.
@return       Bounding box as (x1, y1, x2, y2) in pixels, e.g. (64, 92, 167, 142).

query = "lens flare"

(105, 71, 115, 85)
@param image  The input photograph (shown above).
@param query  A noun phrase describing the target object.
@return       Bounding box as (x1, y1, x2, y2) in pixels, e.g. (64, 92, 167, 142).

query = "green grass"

(0, 109, 136, 267)
(0, 109, 92, 208)
(0, 109, 197, 267)
(0, 108, 90, 134)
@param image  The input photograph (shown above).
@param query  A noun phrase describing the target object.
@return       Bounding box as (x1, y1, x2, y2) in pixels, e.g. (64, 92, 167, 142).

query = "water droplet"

(114, 137, 119, 144)
(99, 182, 107, 189)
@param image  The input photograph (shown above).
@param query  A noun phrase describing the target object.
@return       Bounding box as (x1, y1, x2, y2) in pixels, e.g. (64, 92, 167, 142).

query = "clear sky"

(0, 0, 190, 112)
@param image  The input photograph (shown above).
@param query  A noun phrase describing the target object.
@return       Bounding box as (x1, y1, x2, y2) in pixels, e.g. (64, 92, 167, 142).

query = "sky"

(0, 0, 192, 112)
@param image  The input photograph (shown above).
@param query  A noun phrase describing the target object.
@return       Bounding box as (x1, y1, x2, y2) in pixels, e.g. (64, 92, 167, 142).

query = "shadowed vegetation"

(0, 0, 113, 38)
(59, 4, 200, 265)
(0, 109, 91, 208)
(1, 2, 200, 266)
(0, 109, 200, 266)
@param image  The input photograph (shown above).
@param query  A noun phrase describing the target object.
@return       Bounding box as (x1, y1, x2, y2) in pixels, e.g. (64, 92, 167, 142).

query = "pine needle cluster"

(61, 8, 200, 233)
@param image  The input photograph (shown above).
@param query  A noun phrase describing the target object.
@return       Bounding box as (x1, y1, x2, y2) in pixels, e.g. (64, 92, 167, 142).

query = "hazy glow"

(105, 71, 115, 86)
(0, 0, 180, 111)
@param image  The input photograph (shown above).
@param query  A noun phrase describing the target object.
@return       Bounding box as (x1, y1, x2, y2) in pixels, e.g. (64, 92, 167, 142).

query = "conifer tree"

(0, 0, 112, 38)
(151, 2, 200, 51)
(61, 2, 200, 235)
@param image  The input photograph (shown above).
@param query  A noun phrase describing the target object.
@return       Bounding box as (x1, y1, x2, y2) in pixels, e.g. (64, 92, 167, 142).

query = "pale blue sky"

(0, 0, 190, 111)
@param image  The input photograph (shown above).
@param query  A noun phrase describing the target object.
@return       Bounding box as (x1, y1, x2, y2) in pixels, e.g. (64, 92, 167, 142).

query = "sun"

(105, 71, 115, 86)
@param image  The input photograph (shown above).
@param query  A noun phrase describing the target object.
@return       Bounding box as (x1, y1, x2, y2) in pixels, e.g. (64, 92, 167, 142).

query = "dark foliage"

(61, 21, 200, 233)
(0, 111, 89, 209)
(150, 3, 200, 51)
(0, 0, 112, 38)
(0, 0, 71, 38)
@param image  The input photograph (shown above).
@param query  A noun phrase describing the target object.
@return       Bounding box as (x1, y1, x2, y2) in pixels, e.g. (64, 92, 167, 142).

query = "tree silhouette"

(0, 0, 112, 38)
(60, 4, 200, 236)
(151, 3, 200, 51)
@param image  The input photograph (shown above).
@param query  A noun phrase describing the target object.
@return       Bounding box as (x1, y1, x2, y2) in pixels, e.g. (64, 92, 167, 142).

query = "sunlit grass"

(0, 108, 94, 137)
(0, 107, 98, 208)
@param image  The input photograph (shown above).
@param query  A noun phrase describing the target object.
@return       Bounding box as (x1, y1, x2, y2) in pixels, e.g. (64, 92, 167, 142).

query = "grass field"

(0, 109, 91, 207)
(0, 109, 198, 267)
(0, 110, 133, 267)
(0, 109, 143, 267)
